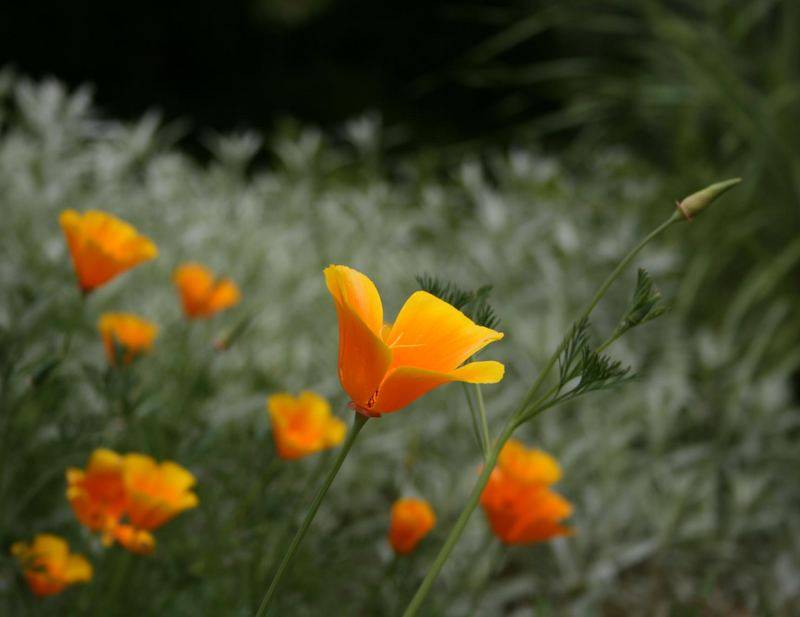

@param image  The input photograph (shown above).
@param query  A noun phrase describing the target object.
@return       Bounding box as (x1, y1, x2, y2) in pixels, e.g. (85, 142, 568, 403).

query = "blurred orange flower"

(122, 454, 199, 533)
(480, 440, 572, 545)
(67, 449, 198, 555)
(11, 534, 92, 597)
(324, 265, 504, 416)
(98, 313, 158, 366)
(173, 263, 241, 318)
(389, 498, 437, 554)
(59, 209, 157, 292)
(267, 391, 347, 460)
(66, 448, 127, 542)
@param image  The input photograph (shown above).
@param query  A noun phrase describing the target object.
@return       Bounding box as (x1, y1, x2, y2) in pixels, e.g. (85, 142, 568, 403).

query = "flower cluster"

(59, 209, 241, 365)
(67, 448, 198, 554)
(480, 440, 572, 544)
(18, 208, 571, 602)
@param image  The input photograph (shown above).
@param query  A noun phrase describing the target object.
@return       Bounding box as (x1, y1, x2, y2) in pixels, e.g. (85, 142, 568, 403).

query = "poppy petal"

(332, 301, 392, 408)
(324, 265, 384, 336)
(372, 361, 505, 413)
(325, 267, 392, 407)
(386, 291, 503, 372)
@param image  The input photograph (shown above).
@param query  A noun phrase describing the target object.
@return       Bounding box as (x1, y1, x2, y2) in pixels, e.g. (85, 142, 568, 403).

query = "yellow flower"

(267, 391, 347, 460)
(66, 448, 127, 541)
(480, 440, 572, 545)
(11, 534, 92, 597)
(98, 313, 158, 366)
(173, 262, 241, 318)
(122, 454, 199, 531)
(389, 498, 437, 554)
(59, 209, 157, 292)
(324, 265, 504, 416)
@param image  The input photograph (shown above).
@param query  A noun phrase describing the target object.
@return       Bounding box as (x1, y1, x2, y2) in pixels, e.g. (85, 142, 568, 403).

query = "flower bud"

(676, 178, 741, 222)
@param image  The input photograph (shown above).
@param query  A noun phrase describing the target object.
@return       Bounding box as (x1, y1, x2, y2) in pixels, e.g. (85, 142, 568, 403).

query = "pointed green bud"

(676, 178, 741, 222)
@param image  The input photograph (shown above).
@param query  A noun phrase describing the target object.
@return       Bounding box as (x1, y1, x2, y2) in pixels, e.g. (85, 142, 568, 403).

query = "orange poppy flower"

(66, 448, 127, 541)
(267, 391, 347, 460)
(173, 263, 241, 318)
(11, 534, 92, 597)
(122, 454, 199, 531)
(98, 313, 158, 366)
(389, 498, 437, 554)
(59, 209, 157, 292)
(480, 440, 572, 545)
(324, 265, 505, 416)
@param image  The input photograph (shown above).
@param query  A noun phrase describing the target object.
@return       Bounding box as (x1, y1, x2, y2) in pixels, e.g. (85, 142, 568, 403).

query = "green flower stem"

(402, 212, 682, 617)
(255, 412, 368, 617)
(517, 212, 680, 414)
(462, 383, 488, 458)
(400, 418, 517, 617)
(474, 384, 491, 459)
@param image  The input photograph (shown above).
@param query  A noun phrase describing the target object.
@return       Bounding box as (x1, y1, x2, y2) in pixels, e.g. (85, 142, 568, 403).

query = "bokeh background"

(1, 0, 799, 615)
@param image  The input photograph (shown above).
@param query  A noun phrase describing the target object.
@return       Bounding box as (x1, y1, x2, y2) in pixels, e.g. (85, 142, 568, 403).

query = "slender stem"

(461, 383, 488, 459)
(474, 384, 491, 459)
(255, 412, 369, 617)
(400, 418, 517, 617)
(402, 212, 682, 617)
(518, 328, 632, 422)
(517, 213, 680, 414)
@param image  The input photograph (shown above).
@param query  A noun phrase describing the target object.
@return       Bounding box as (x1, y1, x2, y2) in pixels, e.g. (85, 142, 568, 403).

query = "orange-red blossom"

(59, 209, 157, 292)
(98, 313, 158, 366)
(480, 440, 572, 544)
(324, 265, 504, 416)
(389, 498, 437, 554)
(11, 534, 92, 597)
(173, 262, 241, 318)
(267, 391, 347, 460)
(67, 449, 198, 555)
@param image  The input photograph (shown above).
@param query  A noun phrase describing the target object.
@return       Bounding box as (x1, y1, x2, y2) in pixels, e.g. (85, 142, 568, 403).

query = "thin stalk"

(402, 212, 682, 617)
(517, 212, 680, 414)
(474, 384, 491, 460)
(461, 383, 488, 459)
(400, 418, 517, 617)
(255, 412, 368, 617)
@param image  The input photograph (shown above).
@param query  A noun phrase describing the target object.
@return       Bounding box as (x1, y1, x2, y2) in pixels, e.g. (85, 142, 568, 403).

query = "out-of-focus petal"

(498, 440, 561, 485)
(64, 555, 93, 583)
(112, 525, 156, 555)
(208, 279, 241, 312)
(123, 454, 198, 530)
